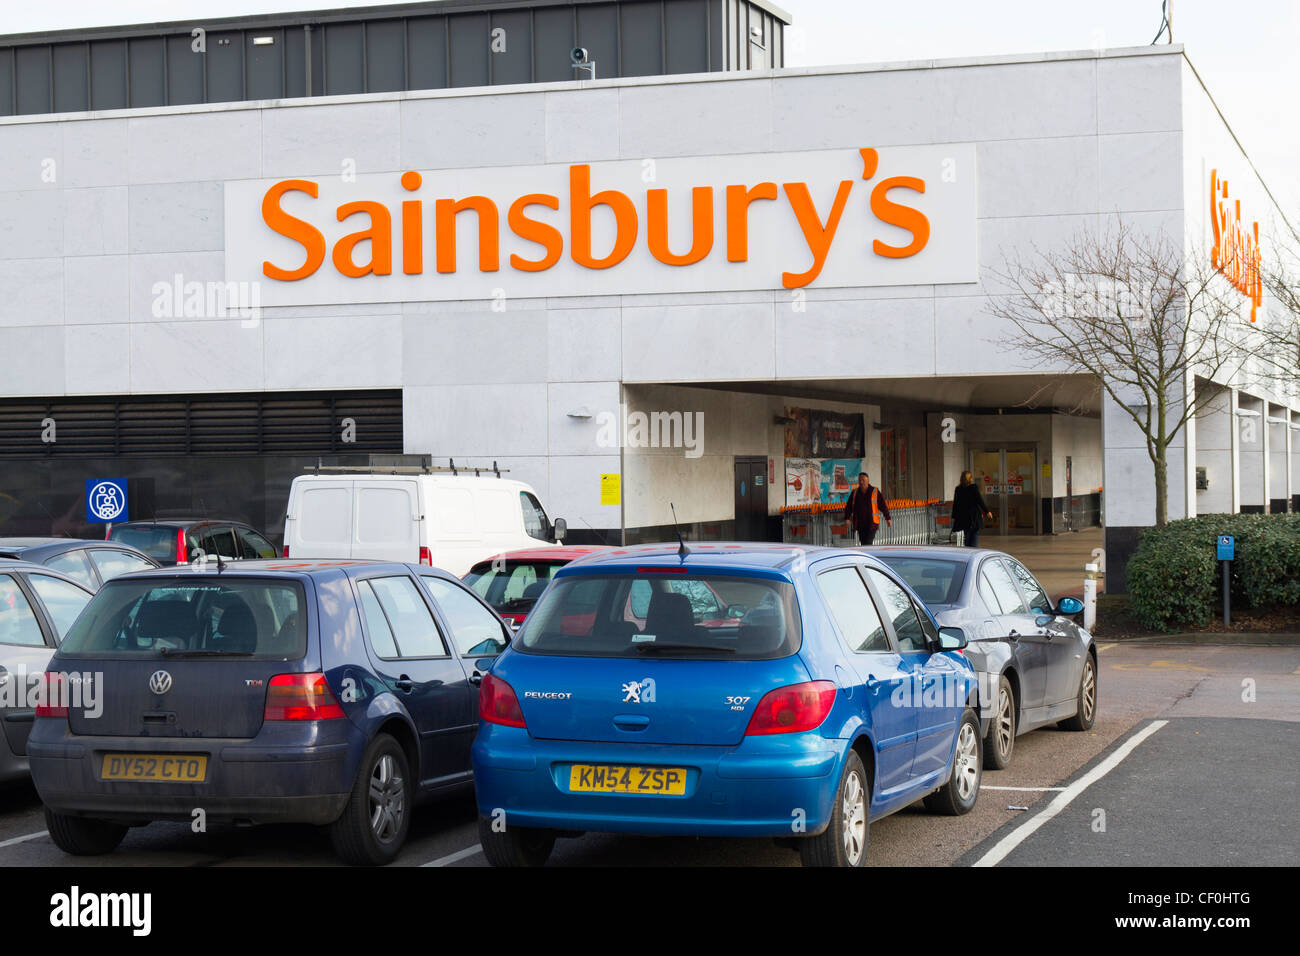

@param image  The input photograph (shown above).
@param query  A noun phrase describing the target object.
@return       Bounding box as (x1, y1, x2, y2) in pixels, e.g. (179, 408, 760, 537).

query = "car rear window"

(58, 578, 306, 659)
(110, 526, 180, 563)
(876, 558, 966, 605)
(464, 560, 566, 612)
(517, 571, 799, 660)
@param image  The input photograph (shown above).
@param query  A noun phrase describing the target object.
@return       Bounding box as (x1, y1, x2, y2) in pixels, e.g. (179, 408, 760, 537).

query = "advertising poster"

(783, 407, 865, 459)
(784, 459, 863, 506)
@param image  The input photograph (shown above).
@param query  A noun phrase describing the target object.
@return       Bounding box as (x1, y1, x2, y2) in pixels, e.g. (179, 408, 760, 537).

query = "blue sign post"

(1217, 535, 1234, 626)
(85, 479, 128, 524)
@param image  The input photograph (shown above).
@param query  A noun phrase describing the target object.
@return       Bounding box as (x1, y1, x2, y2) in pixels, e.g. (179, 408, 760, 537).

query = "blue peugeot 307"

(473, 543, 983, 867)
(28, 560, 511, 866)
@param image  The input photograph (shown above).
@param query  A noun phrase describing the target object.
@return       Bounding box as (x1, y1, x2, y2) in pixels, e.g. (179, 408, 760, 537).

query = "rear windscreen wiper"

(159, 649, 255, 658)
(632, 643, 735, 655)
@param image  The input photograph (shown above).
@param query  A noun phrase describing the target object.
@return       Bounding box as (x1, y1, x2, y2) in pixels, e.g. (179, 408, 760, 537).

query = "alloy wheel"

(954, 722, 979, 801)
(368, 754, 405, 844)
(996, 687, 1014, 758)
(841, 769, 867, 865)
(1081, 659, 1096, 723)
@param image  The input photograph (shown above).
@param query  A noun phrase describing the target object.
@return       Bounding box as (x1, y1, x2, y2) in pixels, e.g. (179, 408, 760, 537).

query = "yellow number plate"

(568, 764, 688, 795)
(100, 754, 208, 783)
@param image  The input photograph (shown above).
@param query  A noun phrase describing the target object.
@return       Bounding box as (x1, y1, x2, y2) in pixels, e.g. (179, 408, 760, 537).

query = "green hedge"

(1126, 513, 1300, 631)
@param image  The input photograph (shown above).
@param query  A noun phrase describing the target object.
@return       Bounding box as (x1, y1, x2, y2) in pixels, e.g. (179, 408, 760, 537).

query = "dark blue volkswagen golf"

(28, 560, 510, 865)
(473, 543, 983, 867)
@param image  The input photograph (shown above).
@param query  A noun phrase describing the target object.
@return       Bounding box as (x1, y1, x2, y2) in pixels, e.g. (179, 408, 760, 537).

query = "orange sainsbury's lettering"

(725, 183, 777, 262)
(261, 179, 326, 281)
(782, 180, 854, 289)
(333, 200, 392, 277)
(258, 148, 941, 288)
(870, 176, 930, 258)
(647, 186, 714, 266)
(435, 196, 500, 274)
(570, 164, 638, 270)
(508, 194, 563, 272)
(1210, 169, 1262, 322)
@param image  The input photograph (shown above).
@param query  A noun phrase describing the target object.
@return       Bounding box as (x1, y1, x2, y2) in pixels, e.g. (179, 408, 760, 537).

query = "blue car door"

(863, 567, 964, 781)
(814, 563, 916, 797)
(354, 572, 476, 789)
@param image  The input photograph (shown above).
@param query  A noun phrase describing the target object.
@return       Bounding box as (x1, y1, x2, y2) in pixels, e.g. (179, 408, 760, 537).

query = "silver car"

(0, 560, 94, 783)
(870, 547, 1096, 771)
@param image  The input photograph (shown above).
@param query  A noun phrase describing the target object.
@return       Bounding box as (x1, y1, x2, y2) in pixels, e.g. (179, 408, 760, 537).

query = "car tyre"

(800, 749, 869, 867)
(329, 733, 411, 866)
(44, 807, 127, 856)
(478, 815, 556, 867)
(924, 707, 981, 816)
(982, 676, 1016, 771)
(1058, 653, 1097, 731)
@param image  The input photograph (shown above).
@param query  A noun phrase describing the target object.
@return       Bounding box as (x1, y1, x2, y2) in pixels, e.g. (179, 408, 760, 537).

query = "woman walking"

(951, 471, 993, 548)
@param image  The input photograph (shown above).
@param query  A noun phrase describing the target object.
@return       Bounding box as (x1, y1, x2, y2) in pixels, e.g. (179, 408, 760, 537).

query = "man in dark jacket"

(951, 471, 993, 547)
(844, 473, 891, 546)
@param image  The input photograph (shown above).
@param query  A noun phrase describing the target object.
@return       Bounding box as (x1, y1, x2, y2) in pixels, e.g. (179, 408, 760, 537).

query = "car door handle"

(469, 670, 484, 686)
(1007, 630, 1020, 641)
(395, 676, 414, 693)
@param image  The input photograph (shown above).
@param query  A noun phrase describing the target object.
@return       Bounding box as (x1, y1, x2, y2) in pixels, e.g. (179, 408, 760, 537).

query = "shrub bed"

(1126, 513, 1300, 631)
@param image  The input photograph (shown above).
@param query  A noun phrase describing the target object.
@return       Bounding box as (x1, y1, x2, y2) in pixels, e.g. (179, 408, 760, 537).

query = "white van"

(283, 472, 566, 577)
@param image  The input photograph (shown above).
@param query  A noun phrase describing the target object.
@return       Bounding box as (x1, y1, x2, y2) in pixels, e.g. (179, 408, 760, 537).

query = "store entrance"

(970, 447, 1039, 534)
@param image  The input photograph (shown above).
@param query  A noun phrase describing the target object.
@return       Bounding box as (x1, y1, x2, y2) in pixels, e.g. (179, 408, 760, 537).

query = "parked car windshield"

(465, 560, 566, 613)
(875, 557, 967, 606)
(109, 526, 179, 563)
(59, 578, 306, 659)
(517, 571, 799, 659)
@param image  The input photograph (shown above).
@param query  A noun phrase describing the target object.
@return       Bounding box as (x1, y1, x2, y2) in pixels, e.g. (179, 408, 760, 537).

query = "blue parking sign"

(1216, 535, 1234, 561)
(85, 479, 128, 524)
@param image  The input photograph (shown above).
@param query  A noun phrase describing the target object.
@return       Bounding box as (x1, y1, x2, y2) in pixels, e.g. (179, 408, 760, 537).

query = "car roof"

(473, 546, 610, 565)
(113, 519, 250, 528)
(558, 541, 845, 573)
(0, 537, 70, 548)
(0, 559, 95, 592)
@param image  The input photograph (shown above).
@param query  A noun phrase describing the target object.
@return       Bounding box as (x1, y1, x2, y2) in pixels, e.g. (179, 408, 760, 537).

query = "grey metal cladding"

(0, 0, 788, 116)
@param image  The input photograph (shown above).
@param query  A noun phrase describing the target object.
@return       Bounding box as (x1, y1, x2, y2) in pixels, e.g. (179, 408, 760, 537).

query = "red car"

(463, 546, 608, 629)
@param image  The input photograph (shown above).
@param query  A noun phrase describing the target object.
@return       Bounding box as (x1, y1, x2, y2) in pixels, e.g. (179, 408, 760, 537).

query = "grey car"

(0, 560, 95, 783)
(869, 547, 1096, 771)
(0, 538, 160, 591)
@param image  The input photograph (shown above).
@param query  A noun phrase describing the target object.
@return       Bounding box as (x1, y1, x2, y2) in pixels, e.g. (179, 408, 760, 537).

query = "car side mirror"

(1057, 596, 1084, 616)
(937, 626, 968, 651)
(552, 517, 567, 543)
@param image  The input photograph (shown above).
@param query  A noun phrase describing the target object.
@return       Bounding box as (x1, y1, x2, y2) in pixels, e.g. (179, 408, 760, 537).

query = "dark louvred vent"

(0, 390, 402, 458)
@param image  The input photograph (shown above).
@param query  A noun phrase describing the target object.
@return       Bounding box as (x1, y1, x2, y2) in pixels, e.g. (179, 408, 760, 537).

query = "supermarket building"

(0, 0, 1296, 588)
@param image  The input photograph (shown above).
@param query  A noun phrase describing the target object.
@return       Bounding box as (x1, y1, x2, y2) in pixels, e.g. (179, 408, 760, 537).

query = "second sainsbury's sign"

(225, 144, 977, 306)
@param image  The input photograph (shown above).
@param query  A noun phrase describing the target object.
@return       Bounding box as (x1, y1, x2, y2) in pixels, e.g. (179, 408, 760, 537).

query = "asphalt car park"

(0, 640, 1293, 867)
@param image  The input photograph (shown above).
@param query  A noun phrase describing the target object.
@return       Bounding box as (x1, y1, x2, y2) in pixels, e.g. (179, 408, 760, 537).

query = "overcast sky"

(7, 0, 1297, 208)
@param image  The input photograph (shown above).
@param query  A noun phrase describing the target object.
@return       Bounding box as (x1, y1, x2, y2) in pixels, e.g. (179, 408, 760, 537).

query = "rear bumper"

(472, 725, 845, 837)
(29, 722, 355, 826)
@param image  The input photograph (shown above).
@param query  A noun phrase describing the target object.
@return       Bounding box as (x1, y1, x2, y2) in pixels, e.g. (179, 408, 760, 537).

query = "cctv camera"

(570, 47, 589, 65)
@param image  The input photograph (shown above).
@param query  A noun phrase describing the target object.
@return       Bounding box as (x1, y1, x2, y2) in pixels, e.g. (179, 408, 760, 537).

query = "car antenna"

(670, 503, 690, 561)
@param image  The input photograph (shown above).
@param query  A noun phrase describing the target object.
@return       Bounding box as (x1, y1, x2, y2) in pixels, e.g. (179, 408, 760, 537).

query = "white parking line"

(420, 844, 483, 867)
(980, 785, 1066, 792)
(0, 830, 48, 850)
(971, 719, 1168, 868)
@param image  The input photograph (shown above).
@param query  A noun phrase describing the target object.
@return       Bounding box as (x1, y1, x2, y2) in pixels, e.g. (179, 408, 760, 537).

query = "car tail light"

(745, 681, 836, 736)
(419, 547, 432, 566)
(479, 673, 526, 728)
(176, 528, 188, 565)
(34, 672, 68, 718)
(282, 545, 290, 558)
(264, 673, 346, 721)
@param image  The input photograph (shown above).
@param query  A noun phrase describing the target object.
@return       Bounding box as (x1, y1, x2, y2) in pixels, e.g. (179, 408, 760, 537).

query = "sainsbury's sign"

(225, 144, 977, 306)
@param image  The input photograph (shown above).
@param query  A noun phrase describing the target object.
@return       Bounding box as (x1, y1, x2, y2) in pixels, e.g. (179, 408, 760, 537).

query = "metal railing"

(781, 501, 963, 548)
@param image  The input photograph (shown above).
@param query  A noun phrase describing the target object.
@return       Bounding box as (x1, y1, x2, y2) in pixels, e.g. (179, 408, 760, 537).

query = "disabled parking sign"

(85, 478, 128, 523)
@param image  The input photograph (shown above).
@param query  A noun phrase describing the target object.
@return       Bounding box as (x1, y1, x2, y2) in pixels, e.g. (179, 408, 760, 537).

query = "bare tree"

(989, 220, 1265, 526)
(1259, 219, 1300, 387)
